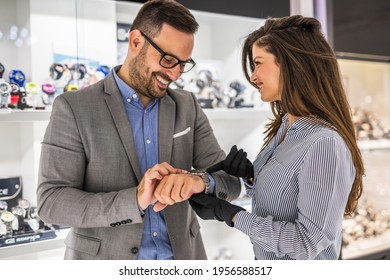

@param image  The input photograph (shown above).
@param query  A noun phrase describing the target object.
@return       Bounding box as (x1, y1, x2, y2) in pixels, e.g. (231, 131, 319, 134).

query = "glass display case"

(338, 58, 390, 259)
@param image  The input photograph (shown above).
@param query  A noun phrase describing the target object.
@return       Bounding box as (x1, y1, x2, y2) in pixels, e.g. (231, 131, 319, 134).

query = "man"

(37, 0, 240, 260)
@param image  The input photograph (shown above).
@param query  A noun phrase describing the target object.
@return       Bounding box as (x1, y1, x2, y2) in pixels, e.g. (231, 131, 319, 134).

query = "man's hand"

(137, 162, 186, 212)
(206, 145, 254, 180)
(152, 173, 206, 212)
(189, 193, 245, 227)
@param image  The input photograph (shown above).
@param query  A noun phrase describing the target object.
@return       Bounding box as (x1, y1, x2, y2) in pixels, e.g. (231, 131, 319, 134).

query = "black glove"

(189, 194, 245, 227)
(207, 145, 254, 180)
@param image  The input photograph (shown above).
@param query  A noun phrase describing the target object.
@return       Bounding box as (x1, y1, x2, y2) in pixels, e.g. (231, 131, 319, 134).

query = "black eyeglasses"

(140, 31, 196, 73)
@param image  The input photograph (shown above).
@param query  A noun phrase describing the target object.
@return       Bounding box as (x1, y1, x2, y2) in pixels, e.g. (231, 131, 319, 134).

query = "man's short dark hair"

(131, 0, 199, 37)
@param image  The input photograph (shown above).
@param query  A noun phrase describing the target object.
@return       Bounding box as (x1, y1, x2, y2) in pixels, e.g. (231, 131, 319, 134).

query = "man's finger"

(153, 201, 168, 212)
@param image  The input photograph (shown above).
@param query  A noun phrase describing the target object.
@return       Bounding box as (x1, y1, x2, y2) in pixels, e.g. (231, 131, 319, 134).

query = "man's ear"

(128, 29, 144, 54)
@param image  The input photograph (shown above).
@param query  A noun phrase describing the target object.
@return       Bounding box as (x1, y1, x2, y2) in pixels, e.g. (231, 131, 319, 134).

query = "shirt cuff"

(135, 191, 146, 217)
(206, 173, 215, 194)
(234, 210, 257, 235)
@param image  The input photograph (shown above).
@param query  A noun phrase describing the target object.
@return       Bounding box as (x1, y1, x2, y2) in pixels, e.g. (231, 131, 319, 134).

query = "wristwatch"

(0, 81, 11, 108)
(26, 82, 40, 95)
(18, 198, 30, 218)
(0, 62, 5, 79)
(9, 70, 26, 87)
(49, 63, 64, 80)
(11, 206, 26, 232)
(42, 83, 56, 95)
(188, 169, 211, 194)
(0, 201, 8, 211)
(71, 63, 87, 80)
(1, 210, 16, 236)
(64, 84, 79, 92)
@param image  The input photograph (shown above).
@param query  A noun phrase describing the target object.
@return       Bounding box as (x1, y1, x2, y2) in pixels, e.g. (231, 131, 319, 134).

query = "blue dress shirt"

(113, 70, 174, 260)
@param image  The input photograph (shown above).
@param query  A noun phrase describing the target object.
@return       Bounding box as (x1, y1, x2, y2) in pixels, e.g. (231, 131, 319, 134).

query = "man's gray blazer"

(37, 68, 241, 260)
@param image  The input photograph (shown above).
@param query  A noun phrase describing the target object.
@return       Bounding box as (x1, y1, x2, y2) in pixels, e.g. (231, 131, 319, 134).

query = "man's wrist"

(189, 169, 211, 194)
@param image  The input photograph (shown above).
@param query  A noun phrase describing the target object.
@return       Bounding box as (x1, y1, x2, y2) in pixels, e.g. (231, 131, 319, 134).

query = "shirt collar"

(112, 67, 158, 108)
(283, 114, 333, 131)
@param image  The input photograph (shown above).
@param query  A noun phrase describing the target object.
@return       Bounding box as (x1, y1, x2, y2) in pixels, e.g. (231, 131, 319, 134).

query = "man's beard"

(128, 50, 171, 100)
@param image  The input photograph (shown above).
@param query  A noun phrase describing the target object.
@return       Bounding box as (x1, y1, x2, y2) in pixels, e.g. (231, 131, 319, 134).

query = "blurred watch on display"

(49, 63, 65, 80)
(18, 198, 30, 218)
(0, 62, 5, 79)
(1, 210, 16, 236)
(0, 201, 8, 211)
(9, 70, 26, 87)
(0, 81, 11, 108)
(11, 206, 26, 232)
(64, 84, 78, 92)
(42, 83, 56, 95)
(26, 81, 40, 94)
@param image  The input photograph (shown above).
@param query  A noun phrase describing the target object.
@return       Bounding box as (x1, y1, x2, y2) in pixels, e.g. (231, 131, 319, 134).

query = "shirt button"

(131, 247, 139, 254)
(132, 94, 137, 99)
(126, 98, 131, 103)
(153, 232, 158, 237)
(146, 139, 151, 144)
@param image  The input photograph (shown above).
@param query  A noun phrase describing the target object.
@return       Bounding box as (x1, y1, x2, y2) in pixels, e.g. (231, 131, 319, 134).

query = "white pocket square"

(173, 127, 191, 138)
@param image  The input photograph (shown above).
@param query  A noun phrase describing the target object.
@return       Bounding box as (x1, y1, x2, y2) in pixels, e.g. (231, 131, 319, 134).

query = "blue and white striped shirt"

(234, 114, 355, 260)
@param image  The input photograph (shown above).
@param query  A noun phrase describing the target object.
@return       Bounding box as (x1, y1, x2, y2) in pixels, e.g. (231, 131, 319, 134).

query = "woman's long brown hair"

(242, 15, 364, 215)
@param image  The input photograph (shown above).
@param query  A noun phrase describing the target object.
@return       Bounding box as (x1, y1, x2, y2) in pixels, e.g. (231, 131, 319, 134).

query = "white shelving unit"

(0, 109, 52, 122)
(0, 229, 68, 260)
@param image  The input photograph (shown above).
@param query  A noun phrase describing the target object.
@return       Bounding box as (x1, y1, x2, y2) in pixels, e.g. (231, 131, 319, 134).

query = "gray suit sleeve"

(37, 95, 143, 228)
(189, 93, 241, 201)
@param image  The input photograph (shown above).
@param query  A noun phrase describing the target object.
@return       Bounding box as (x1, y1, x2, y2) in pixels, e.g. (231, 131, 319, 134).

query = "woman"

(189, 15, 364, 260)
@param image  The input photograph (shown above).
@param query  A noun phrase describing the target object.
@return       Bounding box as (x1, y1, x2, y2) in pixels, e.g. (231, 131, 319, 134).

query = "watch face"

(10, 70, 26, 86)
(26, 82, 40, 94)
(29, 206, 39, 219)
(42, 83, 56, 95)
(0, 82, 11, 94)
(1, 211, 15, 223)
(11, 206, 25, 217)
(10, 82, 20, 94)
(18, 198, 30, 209)
(0, 201, 8, 211)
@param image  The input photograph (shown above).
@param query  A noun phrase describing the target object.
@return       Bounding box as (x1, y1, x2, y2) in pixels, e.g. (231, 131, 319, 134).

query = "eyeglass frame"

(140, 30, 196, 73)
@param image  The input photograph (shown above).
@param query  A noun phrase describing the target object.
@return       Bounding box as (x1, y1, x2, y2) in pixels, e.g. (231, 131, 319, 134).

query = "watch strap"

(189, 170, 211, 194)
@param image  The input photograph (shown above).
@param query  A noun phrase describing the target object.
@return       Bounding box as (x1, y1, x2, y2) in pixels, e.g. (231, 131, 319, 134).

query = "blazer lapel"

(103, 70, 142, 182)
(158, 91, 176, 164)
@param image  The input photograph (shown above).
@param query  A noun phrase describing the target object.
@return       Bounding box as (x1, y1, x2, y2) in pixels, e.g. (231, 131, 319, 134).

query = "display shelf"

(0, 109, 51, 122)
(0, 228, 68, 259)
(342, 231, 390, 260)
(203, 108, 271, 120)
(0, 107, 270, 122)
(358, 139, 390, 151)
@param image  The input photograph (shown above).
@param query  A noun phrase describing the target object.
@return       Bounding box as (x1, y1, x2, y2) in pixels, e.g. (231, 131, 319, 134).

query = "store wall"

(0, 0, 31, 80)
(29, 0, 117, 83)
